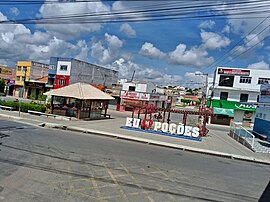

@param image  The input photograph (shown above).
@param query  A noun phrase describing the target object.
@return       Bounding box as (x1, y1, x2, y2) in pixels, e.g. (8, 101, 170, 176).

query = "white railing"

(230, 122, 255, 149)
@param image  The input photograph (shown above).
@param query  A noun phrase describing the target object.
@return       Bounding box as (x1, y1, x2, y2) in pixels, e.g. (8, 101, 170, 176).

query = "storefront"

(120, 90, 168, 111)
(209, 99, 257, 125)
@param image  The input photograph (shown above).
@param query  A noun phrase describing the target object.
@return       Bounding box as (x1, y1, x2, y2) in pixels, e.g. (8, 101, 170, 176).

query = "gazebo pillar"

(50, 96, 54, 114)
(104, 101, 108, 117)
(77, 100, 82, 119)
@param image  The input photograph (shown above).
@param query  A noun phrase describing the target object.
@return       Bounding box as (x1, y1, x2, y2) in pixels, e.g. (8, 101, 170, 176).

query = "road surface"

(0, 119, 269, 201)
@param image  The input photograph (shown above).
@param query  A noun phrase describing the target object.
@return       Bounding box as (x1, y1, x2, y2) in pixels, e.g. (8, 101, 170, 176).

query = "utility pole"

(195, 73, 208, 113)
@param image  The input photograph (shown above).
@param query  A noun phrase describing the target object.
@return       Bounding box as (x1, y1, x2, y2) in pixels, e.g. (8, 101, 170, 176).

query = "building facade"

(48, 57, 118, 89)
(120, 81, 169, 111)
(209, 67, 270, 125)
(253, 83, 270, 141)
(13, 61, 49, 98)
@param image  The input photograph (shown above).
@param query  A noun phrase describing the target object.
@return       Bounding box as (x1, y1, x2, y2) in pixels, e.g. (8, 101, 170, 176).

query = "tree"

(0, 79, 5, 93)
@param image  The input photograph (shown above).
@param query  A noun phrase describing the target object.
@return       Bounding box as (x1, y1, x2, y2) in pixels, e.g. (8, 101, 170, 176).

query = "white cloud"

(139, 42, 166, 59)
(120, 23, 136, 38)
(91, 33, 123, 64)
(222, 25, 231, 33)
(201, 30, 231, 50)
(168, 44, 214, 67)
(248, 61, 269, 70)
(10, 7, 19, 16)
(0, 12, 90, 66)
(199, 20, 215, 29)
(109, 58, 182, 84)
(38, 0, 110, 39)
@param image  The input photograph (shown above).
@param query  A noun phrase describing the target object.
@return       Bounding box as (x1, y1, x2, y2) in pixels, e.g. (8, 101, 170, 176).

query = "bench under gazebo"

(44, 83, 114, 120)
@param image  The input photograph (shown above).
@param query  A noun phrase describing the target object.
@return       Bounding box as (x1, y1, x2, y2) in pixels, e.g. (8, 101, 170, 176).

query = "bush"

(0, 100, 46, 112)
(181, 98, 192, 104)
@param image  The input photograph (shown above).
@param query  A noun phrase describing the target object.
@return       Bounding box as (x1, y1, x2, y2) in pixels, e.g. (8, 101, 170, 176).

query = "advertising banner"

(120, 90, 140, 99)
(0, 67, 12, 75)
(218, 68, 250, 76)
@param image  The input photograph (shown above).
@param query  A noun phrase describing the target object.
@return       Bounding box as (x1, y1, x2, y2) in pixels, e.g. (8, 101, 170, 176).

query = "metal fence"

(230, 122, 255, 149)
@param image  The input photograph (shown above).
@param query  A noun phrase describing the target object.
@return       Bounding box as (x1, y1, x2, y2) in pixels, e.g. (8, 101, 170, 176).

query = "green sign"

(209, 99, 257, 112)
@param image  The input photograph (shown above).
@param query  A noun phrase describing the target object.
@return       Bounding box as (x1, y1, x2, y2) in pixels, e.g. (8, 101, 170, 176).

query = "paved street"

(0, 119, 269, 201)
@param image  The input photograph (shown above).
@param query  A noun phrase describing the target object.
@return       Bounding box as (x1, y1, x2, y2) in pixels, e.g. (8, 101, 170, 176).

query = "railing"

(230, 122, 255, 149)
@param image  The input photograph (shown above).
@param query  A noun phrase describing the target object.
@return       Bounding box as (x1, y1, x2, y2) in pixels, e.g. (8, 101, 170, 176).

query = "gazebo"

(44, 83, 114, 119)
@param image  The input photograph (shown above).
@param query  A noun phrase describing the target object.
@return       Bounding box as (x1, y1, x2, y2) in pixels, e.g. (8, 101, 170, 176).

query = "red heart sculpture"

(141, 118, 153, 130)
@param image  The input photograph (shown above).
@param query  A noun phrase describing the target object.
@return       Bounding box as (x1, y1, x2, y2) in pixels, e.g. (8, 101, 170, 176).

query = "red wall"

(54, 75, 70, 89)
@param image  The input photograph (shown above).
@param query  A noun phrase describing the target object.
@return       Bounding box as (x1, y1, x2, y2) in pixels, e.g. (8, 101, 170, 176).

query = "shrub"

(0, 100, 46, 112)
(181, 98, 192, 104)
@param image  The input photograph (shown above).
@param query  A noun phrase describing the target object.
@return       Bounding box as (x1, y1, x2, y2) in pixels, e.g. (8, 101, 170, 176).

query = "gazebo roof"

(44, 83, 115, 100)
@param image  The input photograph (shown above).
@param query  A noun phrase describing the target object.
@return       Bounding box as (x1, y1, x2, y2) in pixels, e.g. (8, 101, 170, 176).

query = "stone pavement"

(0, 109, 270, 165)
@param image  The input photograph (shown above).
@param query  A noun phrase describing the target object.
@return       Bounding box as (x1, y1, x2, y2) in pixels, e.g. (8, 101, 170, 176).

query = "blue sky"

(0, 0, 270, 86)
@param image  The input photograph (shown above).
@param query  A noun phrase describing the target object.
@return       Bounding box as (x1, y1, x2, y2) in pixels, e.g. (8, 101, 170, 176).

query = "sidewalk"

(1, 109, 270, 165)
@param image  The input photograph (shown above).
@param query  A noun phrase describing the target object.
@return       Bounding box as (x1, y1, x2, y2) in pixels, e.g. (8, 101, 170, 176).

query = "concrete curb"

(1, 113, 270, 165)
(41, 123, 270, 165)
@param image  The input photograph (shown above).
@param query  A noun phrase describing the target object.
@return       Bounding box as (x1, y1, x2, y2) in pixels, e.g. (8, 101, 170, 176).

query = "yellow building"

(13, 61, 49, 98)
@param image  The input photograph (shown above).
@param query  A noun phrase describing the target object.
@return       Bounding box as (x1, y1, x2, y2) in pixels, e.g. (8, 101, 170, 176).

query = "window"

(240, 94, 248, 102)
(16, 76, 20, 81)
(220, 92, 228, 100)
(239, 76, 251, 84)
(17, 66, 21, 71)
(23, 66, 27, 72)
(258, 77, 270, 84)
(129, 86, 136, 91)
(60, 65, 68, 71)
(22, 76, 25, 81)
(58, 79, 66, 86)
(263, 114, 267, 119)
(219, 75, 234, 87)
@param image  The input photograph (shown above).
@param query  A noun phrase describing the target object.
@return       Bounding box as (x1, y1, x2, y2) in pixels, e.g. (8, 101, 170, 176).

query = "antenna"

(131, 70, 135, 81)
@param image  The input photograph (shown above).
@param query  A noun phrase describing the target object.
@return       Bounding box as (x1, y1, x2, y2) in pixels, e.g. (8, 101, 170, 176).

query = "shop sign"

(149, 94, 160, 100)
(235, 103, 257, 110)
(218, 68, 250, 76)
(8, 80, 15, 85)
(140, 93, 150, 101)
(125, 117, 199, 138)
(120, 90, 140, 99)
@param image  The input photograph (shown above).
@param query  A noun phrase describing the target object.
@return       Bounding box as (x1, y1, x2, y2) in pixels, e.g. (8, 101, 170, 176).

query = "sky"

(0, 0, 270, 87)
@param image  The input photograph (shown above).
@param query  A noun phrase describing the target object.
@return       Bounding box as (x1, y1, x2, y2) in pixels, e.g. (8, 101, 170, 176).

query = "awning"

(213, 107, 234, 117)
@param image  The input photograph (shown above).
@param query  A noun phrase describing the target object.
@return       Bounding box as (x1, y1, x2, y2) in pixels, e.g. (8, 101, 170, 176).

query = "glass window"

(258, 77, 270, 84)
(263, 114, 267, 119)
(23, 66, 27, 72)
(129, 86, 136, 91)
(239, 76, 251, 84)
(220, 92, 228, 100)
(219, 75, 234, 87)
(16, 76, 20, 81)
(17, 66, 21, 71)
(240, 94, 248, 102)
(58, 79, 66, 86)
(60, 65, 68, 71)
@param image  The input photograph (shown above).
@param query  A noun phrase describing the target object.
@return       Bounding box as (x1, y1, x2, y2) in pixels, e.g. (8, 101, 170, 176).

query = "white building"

(209, 67, 270, 125)
(119, 81, 168, 111)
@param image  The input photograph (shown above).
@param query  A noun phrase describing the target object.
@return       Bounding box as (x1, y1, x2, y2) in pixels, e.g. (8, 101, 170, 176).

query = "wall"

(214, 67, 270, 91)
(54, 75, 70, 89)
(213, 88, 259, 102)
(15, 61, 31, 86)
(56, 61, 71, 76)
(31, 61, 49, 80)
(69, 59, 118, 86)
(253, 118, 270, 141)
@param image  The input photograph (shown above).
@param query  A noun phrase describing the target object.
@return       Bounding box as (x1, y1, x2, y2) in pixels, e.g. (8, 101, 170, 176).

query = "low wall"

(253, 118, 270, 142)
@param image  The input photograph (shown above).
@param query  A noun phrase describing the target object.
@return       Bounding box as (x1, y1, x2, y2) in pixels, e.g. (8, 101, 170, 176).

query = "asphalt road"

(0, 119, 269, 202)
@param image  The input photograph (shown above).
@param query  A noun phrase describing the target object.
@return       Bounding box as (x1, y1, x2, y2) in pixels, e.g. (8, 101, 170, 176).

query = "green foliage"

(0, 78, 5, 93)
(29, 93, 37, 100)
(38, 94, 47, 101)
(181, 98, 192, 104)
(0, 100, 46, 112)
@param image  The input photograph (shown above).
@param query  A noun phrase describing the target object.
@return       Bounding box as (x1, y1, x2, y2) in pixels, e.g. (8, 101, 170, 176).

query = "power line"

(1, 0, 269, 24)
(201, 13, 270, 73)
